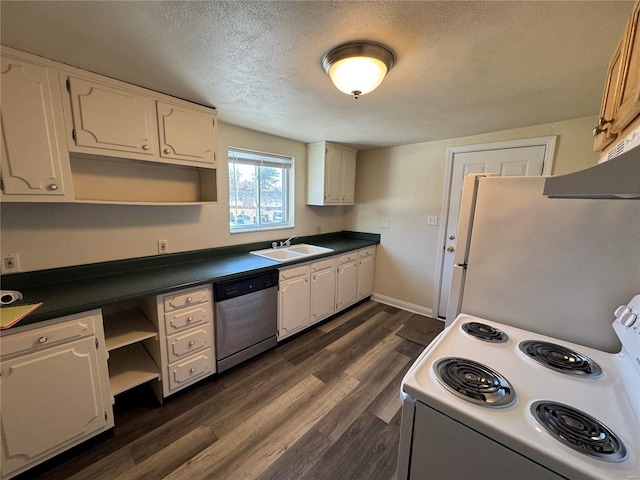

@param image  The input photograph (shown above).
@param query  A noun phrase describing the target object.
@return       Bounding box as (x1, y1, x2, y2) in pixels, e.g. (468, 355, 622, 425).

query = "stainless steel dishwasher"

(214, 270, 278, 372)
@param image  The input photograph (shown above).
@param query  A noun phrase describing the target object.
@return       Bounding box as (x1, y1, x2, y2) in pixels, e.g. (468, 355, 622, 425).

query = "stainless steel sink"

(249, 244, 334, 262)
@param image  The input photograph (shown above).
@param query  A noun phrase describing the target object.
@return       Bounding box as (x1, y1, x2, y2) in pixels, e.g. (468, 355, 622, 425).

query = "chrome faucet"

(280, 235, 297, 247)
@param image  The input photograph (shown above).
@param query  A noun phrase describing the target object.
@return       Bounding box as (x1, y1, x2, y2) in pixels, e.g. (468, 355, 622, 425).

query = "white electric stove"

(397, 294, 640, 480)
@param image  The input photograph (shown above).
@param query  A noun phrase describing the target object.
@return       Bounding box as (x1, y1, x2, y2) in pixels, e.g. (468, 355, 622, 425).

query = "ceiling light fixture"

(322, 42, 395, 99)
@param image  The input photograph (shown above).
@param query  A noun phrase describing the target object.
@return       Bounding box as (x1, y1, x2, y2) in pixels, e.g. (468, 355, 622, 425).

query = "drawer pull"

(38, 336, 48, 344)
(187, 316, 193, 323)
(190, 367, 196, 373)
(188, 341, 195, 347)
(163, 148, 171, 154)
(186, 297, 192, 303)
(142, 144, 150, 151)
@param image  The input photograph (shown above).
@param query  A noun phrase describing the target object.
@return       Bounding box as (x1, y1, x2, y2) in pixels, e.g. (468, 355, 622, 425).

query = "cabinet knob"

(190, 367, 196, 373)
(313, 275, 317, 281)
(163, 148, 171, 154)
(592, 117, 613, 137)
(142, 144, 150, 151)
(304, 278, 309, 283)
(188, 341, 195, 347)
(186, 297, 192, 303)
(38, 336, 47, 344)
(187, 316, 193, 323)
(48, 184, 58, 191)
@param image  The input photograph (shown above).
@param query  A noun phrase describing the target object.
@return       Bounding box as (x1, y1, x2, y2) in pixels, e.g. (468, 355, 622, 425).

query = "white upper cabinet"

(0, 52, 73, 201)
(157, 101, 217, 167)
(63, 75, 218, 169)
(67, 76, 158, 157)
(306, 141, 357, 206)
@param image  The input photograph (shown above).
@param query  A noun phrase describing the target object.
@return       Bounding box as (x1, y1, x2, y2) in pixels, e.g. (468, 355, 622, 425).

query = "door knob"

(446, 246, 455, 252)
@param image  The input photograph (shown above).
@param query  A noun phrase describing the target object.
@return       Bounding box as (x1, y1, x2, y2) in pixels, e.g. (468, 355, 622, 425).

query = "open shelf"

(104, 308, 157, 351)
(70, 154, 217, 204)
(108, 343, 160, 397)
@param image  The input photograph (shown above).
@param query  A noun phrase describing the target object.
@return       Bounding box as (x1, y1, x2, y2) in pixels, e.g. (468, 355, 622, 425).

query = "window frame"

(228, 146, 294, 233)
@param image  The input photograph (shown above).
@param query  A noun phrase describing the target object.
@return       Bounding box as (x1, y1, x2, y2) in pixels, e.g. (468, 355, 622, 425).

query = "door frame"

(432, 136, 557, 319)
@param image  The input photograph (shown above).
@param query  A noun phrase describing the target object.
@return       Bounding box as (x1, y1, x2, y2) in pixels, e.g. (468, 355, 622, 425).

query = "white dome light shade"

(322, 42, 395, 99)
(328, 56, 388, 97)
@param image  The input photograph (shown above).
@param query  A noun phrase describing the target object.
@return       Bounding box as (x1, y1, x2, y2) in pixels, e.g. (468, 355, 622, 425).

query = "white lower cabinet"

(278, 264, 311, 340)
(357, 247, 376, 301)
(278, 247, 376, 340)
(0, 310, 113, 480)
(310, 258, 337, 325)
(336, 251, 359, 312)
(139, 284, 215, 398)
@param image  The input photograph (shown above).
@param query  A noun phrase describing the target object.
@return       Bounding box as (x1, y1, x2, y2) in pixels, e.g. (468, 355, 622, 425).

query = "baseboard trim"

(371, 293, 442, 321)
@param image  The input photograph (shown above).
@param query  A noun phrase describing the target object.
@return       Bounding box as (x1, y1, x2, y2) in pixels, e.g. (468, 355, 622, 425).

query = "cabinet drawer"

(166, 327, 211, 363)
(359, 246, 376, 258)
(164, 305, 211, 334)
(279, 264, 310, 281)
(339, 252, 358, 264)
(167, 348, 213, 391)
(1, 311, 99, 358)
(311, 257, 337, 272)
(163, 286, 210, 312)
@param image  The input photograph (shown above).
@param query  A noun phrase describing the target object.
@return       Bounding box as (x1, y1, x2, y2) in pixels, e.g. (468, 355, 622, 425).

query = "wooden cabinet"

(278, 264, 311, 340)
(307, 141, 357, 205)
(594, 1, 640, 152)
(0, 51, 73, 202)
(139, 284, 215, 398)
(357, 247, 376, 301)
(310, 257, 337, 325)
(336, 251, 359, 312)
(0, 310, 113, 480)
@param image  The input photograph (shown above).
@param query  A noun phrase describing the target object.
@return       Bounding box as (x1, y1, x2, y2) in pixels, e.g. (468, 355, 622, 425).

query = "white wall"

(345, 116, 600, 317)
(0, 122, 345, 272)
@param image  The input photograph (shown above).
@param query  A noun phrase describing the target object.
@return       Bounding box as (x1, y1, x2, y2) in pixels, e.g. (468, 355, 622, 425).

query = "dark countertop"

(1, 231, 379, 332)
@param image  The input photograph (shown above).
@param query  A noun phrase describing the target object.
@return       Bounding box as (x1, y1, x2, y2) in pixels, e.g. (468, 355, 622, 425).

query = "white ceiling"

(0, 1, 633, 151)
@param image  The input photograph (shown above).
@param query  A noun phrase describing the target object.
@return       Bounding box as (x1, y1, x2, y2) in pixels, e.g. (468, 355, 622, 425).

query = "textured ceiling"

(0, 1, 633, 150)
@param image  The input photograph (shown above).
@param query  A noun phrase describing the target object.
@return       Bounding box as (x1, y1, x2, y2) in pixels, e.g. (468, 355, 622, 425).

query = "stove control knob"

(614, 305, 631, 318)
(620, 311, 637, 327)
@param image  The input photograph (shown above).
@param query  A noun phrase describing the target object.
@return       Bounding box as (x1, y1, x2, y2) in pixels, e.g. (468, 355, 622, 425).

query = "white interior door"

(436, 138, 555, 318)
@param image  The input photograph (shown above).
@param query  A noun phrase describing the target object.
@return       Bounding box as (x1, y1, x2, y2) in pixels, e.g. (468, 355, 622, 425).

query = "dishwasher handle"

(214, 270, 279, 302)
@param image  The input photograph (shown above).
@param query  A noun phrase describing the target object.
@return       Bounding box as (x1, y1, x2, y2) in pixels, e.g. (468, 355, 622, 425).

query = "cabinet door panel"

(357, 255, 375, 300)
(341, 149, 357, 204)
(311, 267, 336, 324)
(1, 336, 107, 477)
(324, 145, 342, 203)
(278, 276, 310, 338)
(1, 57, 68, 196)
(336, 262, 358, 312)
(157, 101, 217, 166)
(593, 35, 624, 151)
(613, 2, 640, 134)
(68, 77, 157, 155)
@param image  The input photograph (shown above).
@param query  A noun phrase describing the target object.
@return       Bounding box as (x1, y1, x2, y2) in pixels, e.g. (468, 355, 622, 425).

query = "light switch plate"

(427, 216, 438, 226)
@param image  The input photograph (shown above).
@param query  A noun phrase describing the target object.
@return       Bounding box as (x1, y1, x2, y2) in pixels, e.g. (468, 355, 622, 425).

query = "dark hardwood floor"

(24, 300, 443, 480)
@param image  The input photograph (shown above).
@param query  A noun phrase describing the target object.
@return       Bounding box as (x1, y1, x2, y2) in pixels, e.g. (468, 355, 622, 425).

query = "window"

(228, 147, 293, 232)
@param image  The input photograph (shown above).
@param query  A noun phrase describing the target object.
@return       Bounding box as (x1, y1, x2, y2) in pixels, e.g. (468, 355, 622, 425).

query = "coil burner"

(532, 401, 626, 461)
(519, 341, 602, 378)
(461, 322, 509, 343)
(434, 357, 515, 407)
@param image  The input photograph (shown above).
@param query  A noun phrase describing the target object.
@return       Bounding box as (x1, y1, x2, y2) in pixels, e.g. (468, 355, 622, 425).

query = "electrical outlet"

(427, 216, 438, 226)
(158, 240, 169, 254)
(316, 226, 321, 234)
(2, 253, 21, 273)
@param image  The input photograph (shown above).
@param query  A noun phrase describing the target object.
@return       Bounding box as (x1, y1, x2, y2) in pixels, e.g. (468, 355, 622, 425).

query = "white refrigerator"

(445, 174, 640, 353)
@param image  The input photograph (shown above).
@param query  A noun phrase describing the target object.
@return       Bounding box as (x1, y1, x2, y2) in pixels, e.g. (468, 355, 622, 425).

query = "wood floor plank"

(21, 300, 444, 480)
(165, 375, 326, 479)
